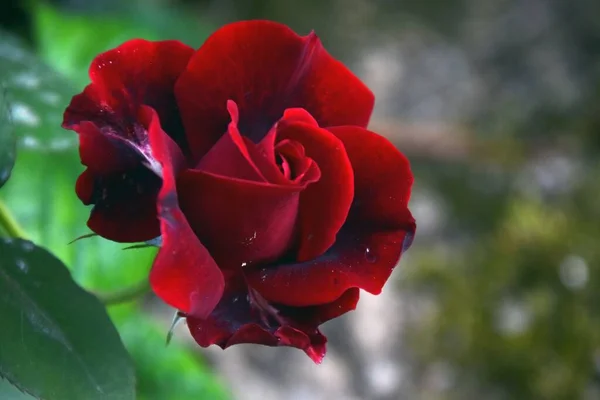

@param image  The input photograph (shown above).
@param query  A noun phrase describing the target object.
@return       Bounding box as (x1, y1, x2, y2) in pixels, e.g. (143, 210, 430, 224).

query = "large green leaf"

(0, 31, 77, 152)
(0, 238, 135, 400)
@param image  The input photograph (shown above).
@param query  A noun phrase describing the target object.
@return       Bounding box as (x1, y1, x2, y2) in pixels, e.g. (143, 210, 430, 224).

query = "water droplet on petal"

(241, 262, 248, 267)
(242, 231, 257, 246)
(364, 247, 377, 263)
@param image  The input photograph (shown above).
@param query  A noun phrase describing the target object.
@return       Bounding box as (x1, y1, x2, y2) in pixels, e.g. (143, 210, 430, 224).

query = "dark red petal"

(276, 119, 354, 261)
(74, 121, 162, 242)
(86, 194, 159, 243)
(246, 126, 415, 307)
(275, 140, 312, 182)
(175, 20, 374, 161)
(279, 287, 360, 327)
(64, 39, 194, 151)
(76, 121, 140, 173)
(186, 282, 358, 363)
(177, 170, 304, 270)
(245, 229, 411, 307)
(328, 126, 414, 227)
(75, 169, 95, 204)
(144, 106, 224, 318)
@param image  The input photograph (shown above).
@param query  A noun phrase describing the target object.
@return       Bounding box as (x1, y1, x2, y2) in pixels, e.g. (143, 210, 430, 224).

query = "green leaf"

(112, 310, 232, 400)
(0, 29, 156, 292)
(0, 52, 16, 190)
(0, 238, 135, 400)
(0, 30, 77, 152)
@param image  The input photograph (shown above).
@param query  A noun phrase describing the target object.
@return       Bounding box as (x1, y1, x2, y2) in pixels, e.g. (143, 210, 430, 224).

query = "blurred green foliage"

(403, 129, 600, 399)
(31, 1, 213, 87)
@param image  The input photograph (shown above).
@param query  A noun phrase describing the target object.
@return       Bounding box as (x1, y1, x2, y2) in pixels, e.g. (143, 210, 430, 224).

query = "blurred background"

(1, 0, 599, 399)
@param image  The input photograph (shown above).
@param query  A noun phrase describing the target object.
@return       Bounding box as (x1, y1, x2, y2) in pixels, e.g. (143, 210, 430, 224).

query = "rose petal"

(144, 106, 224, 318)
(328, 126, 414, 227)
(246, 229, 411, 306)
(73, 118, 162, 242)
(175, 20, 374, 161)
(276, 116, 354, 261)
(197, 100, 289, 185)
(186, 281, 359, 363)
(177, 170, 309, 270)
(197, 100, 267, 182)
(246, 126, 415, 306)
(84, 164, 161, 242)
(278, 287, 360, 327)
(64, 39, 194, 151)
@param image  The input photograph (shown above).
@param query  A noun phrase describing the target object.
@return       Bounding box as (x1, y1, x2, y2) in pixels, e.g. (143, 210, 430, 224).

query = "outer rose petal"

(74, 118, 162, 242)
(144, 106, 224, 318)
(175, 20, 374, 161)
(64, 40, 194, 241)
(276, 109, 354, 261)
(328, 126, 414, 227)
(246, 229, 412, 306)
(246, 127, 415, 306)
(186, 281, 359, 363)
(64, 39, 194, 150)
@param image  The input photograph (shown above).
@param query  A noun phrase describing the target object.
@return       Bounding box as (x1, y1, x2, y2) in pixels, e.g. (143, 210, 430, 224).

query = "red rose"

(63, 21, 415, 363)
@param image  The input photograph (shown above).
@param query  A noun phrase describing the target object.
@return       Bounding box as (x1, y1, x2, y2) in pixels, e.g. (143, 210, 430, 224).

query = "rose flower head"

(63, 20, 416, 363)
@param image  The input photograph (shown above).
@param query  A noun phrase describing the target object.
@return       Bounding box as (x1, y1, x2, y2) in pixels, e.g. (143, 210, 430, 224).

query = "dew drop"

(11, 103, 40, 127)
(364, 247, 377, 263)
(12, 72, 40, 89)
(15, 258, 28, 273)
(39, 91, 61, 105)
(242, 231, 257, 246)
(241, 262, 248, 267)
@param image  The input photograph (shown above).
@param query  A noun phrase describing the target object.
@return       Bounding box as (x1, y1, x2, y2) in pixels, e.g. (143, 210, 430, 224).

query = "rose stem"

(0, 198, 28, 239)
